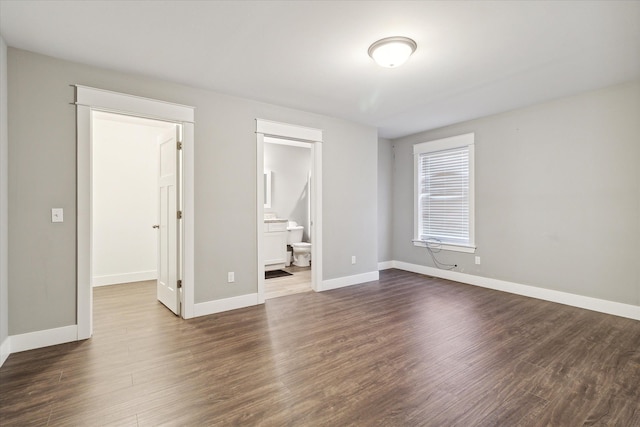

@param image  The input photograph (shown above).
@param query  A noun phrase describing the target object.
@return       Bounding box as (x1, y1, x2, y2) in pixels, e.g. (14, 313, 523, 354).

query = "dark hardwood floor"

(1, 270, 640, 426)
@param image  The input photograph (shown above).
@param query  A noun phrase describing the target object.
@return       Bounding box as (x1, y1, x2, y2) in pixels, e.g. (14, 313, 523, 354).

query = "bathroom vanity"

(264, 218, 287, 271)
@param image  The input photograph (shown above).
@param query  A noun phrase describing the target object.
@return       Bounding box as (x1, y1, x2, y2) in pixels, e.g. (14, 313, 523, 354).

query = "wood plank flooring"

(1, 270, 640, 426)
(265, 265, 311, 299)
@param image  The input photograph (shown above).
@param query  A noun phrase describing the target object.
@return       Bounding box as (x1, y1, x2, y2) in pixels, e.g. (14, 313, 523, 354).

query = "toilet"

(287, 221, 312, 267)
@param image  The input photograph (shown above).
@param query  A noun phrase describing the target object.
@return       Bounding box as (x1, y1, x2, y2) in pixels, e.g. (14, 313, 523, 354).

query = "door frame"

(75, 85, 195, 340)
(256, 119, 323, 302)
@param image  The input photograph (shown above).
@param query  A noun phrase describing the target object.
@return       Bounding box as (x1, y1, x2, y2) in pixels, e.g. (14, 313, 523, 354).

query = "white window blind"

(418, 147, 469, 243)
(414, 133, 475, 251)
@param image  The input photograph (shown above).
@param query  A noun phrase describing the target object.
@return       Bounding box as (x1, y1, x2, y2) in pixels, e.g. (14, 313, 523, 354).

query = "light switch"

(51, 208, 64, 223)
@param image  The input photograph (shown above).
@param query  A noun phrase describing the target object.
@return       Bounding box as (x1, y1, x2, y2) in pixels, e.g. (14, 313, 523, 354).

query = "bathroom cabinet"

(264, 221, 287, 271)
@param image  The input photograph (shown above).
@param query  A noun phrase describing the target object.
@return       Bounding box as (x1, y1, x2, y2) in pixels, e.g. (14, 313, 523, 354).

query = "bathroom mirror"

(264, 170, 272, 208)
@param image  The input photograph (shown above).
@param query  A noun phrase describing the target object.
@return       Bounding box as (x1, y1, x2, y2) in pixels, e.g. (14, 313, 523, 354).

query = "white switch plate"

(475, 256, 481, 265)
(351, 256, 356, 265)
(228, 272, 235, 283)
(51, 208, 64, 223)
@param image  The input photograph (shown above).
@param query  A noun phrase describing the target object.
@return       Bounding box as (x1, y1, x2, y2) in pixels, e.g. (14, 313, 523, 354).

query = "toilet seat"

(291, 242, 311, 249)
(291, 242, 312, 267)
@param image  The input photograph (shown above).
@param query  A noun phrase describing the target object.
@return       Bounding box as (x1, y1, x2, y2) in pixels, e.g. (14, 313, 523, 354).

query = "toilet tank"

(287, 221, 304, 244)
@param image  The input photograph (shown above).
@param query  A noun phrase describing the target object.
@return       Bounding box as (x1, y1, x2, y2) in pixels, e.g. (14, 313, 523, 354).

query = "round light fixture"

(368, 36, 417, 68)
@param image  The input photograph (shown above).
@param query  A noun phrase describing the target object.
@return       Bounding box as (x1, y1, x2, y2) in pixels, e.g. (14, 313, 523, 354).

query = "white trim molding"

(93, 270, 157, 287)
(256, 133, 266, 304)
(412, 240, 476, 254)
(378, 261, 394, 270)
(0, 336, 9, 367)
(194, 268, 381, 317)
(194, 293, 259, 317)
(77, 104, 92, 340)
(321, 271, 380, 292)
(310, 142, 323, 293)
(256, 119, 322, 142)
(181, 121, 195, 319)
(10, 325, 78, 354)
(389, 261, 640, 321)
(75, 85, 194, 123)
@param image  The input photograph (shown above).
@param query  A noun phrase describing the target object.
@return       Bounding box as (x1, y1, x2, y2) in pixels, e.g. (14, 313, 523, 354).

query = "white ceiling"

(1, 1, 639, 139)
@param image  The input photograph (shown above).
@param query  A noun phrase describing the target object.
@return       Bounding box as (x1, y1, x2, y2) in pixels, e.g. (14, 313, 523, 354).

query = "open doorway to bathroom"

(263, 137, 312, 299)
(256, 118, 323, 302)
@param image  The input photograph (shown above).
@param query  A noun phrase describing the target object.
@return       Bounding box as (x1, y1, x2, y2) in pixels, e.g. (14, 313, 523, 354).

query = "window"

(413, 133, 475, 253)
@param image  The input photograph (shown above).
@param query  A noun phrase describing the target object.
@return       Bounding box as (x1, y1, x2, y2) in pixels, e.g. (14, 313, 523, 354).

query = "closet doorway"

(91, 112, 180, 313)
(76, 86, 195, 340)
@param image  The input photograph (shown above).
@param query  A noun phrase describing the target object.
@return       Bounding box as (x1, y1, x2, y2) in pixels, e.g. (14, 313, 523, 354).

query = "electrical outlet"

(475, 256, 481, 265)
(227, 272, 235, 283)
(351, 256, 356, 265)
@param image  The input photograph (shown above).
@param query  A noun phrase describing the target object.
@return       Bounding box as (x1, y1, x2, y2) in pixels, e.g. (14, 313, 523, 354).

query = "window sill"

(412, 240, 476, 254)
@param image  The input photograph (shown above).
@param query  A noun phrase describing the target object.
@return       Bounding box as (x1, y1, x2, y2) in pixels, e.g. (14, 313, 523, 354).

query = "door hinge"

(177, 279, 182, 289)
(177, 210, 183, 219)
(177, 141, 183, 150)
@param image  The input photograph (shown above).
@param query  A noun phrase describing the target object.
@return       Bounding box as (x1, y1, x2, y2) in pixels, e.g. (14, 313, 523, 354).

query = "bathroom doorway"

(256, 119, 323, 303)
(263, 138, 312, 299)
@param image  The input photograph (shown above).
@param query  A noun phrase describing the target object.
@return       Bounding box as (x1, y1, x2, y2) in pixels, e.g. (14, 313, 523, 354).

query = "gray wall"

(391, 81, 640, 306)
(377, 138, 393, 263)
(323, 123, 378, 279)
(8, 48, 378, 335)
(0, 36, 8, 356)
(264, 142, 311, 240)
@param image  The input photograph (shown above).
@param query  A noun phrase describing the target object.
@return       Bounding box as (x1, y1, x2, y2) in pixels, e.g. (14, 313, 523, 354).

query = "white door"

(157, 126, 181, 315)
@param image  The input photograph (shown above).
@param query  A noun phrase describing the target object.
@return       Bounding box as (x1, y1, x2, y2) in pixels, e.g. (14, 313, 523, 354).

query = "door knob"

(152, 224, 160, 229)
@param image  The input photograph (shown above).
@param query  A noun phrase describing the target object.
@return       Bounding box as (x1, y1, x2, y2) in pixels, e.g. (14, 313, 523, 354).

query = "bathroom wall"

(91, 113, 171, 286)
(264, 142, 312, 241)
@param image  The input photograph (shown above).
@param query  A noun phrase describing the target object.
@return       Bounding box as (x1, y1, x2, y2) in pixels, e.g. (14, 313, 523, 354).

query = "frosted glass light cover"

(368, 37, 417, 68)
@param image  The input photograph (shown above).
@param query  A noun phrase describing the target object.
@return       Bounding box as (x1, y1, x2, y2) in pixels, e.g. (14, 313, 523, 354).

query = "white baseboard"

(0, 336, 10, 367)
(321, 270, 379, 292)
(378, 261, 394, 270)
(93, 270, 157, 287)
(10, 324, 79, 354)
(194, 293, 259, 317)
(390, 261, 640, 321)
(193, 270, 381, 316)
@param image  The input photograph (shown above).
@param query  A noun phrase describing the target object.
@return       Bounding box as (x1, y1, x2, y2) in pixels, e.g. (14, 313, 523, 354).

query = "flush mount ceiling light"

(368, 36, 417, 68)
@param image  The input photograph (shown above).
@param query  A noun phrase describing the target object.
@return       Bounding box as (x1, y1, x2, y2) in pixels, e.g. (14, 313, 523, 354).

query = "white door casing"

(157, 126, 181, 315)
(76, 85, 195, 340)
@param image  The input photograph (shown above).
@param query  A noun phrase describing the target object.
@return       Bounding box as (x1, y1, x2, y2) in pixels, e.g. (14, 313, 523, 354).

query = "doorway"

(256, 119, 323, 303)
(91, 111, 180, 312)
(76, 86, 195, 340)
(263, 137, 312, 299)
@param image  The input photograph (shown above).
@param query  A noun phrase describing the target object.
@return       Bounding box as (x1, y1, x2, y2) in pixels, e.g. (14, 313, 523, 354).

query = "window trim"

(413, 133, 476, 253)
